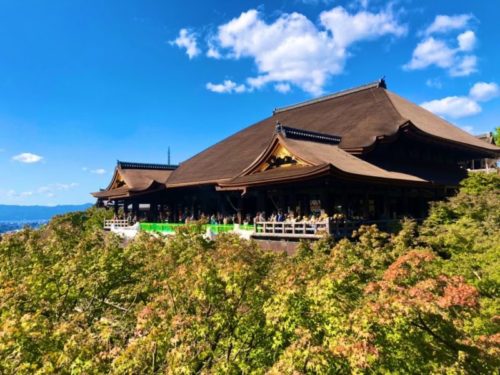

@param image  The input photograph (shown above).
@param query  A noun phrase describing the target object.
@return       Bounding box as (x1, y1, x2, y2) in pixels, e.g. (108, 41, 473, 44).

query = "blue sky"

(0, 0, 499, 205)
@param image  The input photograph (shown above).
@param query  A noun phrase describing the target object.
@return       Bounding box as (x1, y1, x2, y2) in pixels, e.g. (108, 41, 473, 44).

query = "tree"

(0, 174, 498, 373)
(493, 126, 500, 146)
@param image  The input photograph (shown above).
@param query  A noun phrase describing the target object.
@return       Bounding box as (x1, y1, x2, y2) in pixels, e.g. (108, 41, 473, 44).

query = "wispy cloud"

(82, 166, 107, 175)
(12, 152, 43, 163)
(1, 182, 78, 201)
(90, 168, 107, 175)
(174, 5, 407, 95)
(425, 78, 442, 89)
(5, 189, 33, 198)
(37, 183, 79, 197)
(423, 14, 473, 36)
(206, 80, 247, 94)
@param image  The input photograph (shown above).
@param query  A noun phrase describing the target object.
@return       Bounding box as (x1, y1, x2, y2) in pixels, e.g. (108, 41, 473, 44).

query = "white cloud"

(404, 37, 456, 70)
(83, 166, 107, 175)
(424, 14, 472, 35)
(406, 14, 477, 77)
(171, 28, 200, 59)
(90, 168, 107, 175)
(469, 82, 499, 102)
(425, 78, 442, 89)
(12, 152, 43, 163)
(319, 6, 407, 48)
(56, 182, 78, 190)
(457, 30, 476, 52)
(1, 182, 78, 201)
(206, 45, 221, 59)
(421, 96, 481, 119)
(299, 0, 336, 5)
(274, 83, 292, 93)
(201, 6, 406, 95)
(206, 80, 247, 94)
(404, 33, 477, 76)
(449, 54, 477, 77)
(421, 81, 499, 119)
(37, 183, 78, 197)
(4, 189, 33, 198)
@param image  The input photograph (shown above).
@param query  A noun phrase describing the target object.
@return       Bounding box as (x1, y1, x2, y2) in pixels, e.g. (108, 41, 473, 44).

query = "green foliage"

(0, 176, 499, 374)
(493, 127, 500, 146)
(459, 171, 500, 195)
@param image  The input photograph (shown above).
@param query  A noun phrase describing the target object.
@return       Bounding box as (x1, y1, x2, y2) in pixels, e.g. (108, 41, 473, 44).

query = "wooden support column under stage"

(363, 193, 370, 219)
(237, 195, 243, 224)
(321, 189, 333, 216)
(257, 191, 266, 214)
(150, 201, 158, 221)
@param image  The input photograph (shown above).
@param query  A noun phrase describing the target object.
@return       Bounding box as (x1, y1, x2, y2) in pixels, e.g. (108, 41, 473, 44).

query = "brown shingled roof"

(219, 135, 428, 189)
(166, 81, 500, 187)
(92, 161, 176, 199)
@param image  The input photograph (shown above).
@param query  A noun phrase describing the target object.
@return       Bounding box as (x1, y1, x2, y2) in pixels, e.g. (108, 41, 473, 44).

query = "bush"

(0, 176, 498, 373)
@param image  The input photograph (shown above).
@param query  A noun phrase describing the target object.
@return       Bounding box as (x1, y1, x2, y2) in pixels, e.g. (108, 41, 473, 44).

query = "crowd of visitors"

(112, 208, 347, 226)
(249, 210, 335, 224)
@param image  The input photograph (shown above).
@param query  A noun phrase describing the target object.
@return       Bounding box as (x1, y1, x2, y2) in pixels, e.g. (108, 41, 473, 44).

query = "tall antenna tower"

(168, 146, 171, 165)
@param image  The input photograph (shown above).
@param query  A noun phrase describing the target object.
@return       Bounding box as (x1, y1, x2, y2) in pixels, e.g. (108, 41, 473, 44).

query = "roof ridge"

(276, 123, 341, 145)
(118, 161, 178, 170)
(273, 79, 386, 115)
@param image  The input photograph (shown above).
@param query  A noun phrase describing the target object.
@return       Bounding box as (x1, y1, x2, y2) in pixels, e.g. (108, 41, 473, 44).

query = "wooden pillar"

(402, 189, 409, 216)
(237, 195, 243, 224)
(150, 201, 158, 222)
(321, 189, 333, 216)
(132, 202, 139, 220)
(381, 194, 389, 219)
(257, 190, 266, 215)
(340, 193, 347, 217)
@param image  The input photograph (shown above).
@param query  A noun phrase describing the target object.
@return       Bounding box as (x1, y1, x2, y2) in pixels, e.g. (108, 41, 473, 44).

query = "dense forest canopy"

(0, 173, 498, 374)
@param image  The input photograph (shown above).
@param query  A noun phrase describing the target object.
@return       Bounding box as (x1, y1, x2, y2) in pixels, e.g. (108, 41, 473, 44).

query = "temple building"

(467, 132, 499, 172)
(93, 80, 499, 237)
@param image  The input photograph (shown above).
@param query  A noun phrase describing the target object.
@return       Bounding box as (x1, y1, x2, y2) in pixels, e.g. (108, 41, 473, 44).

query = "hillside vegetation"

(0, 173, 498, 374)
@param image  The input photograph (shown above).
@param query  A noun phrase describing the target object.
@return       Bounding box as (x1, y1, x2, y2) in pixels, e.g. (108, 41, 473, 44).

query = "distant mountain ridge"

(0, 204, 93, 221)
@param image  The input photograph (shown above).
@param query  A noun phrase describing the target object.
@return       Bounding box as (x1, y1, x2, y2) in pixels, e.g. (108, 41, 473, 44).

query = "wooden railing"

(104, 219, 131, 230)
(253, 219, 403, 239)
(253, 220, 330, 239)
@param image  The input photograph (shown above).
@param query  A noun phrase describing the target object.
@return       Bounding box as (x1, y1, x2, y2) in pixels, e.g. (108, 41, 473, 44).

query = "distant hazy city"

(0, 204, 92, 233)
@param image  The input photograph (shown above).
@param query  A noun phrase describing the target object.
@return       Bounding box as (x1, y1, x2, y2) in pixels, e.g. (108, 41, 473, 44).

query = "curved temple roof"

(218, 133, 432, 189)
(167, 81, 499, 188)
(92, 161, 177, 199)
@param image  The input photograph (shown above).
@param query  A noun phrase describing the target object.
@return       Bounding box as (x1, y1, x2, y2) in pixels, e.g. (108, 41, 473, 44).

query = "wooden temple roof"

(92, 161, 177, 199)
(218, 132, 433, 189)
(166, 80, 499, 188)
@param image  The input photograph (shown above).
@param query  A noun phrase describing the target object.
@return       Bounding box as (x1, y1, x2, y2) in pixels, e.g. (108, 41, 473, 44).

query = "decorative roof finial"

(378, 76, 387, 89)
